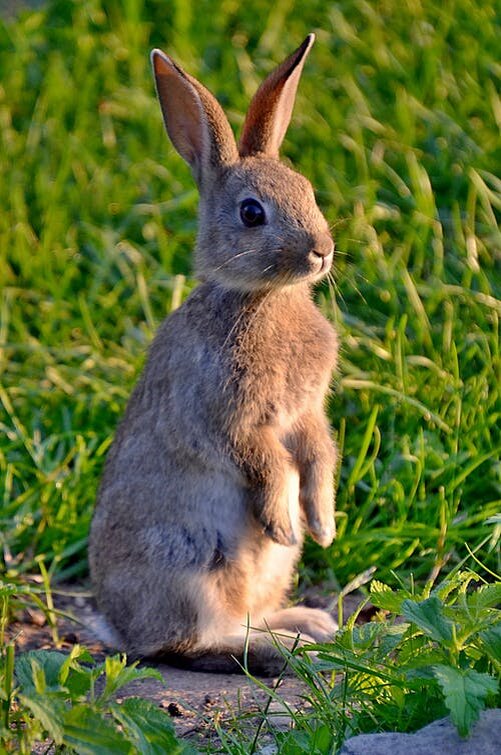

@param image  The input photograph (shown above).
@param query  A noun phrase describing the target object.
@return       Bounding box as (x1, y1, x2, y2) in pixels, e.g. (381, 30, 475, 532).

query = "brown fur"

(89, 35, 339, 675)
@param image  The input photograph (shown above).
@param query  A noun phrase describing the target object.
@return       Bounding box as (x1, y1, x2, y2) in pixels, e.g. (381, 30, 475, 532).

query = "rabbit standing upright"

(89, 34, 339, 675)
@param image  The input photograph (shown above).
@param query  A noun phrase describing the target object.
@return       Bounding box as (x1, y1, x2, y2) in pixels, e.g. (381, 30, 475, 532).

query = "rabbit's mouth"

(305, 245, 334, 280)
(314, 251, 333, 273)
(267, 245, 334, 287)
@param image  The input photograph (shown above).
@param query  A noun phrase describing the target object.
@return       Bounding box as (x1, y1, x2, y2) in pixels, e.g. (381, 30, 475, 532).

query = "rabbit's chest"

(231, 312, 337, 421)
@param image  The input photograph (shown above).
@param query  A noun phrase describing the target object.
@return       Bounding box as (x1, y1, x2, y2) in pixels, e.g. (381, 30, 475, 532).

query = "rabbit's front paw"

(262, 514, 297, 547)
(254, 488, 297, 547)
(301, 480, 335, 548)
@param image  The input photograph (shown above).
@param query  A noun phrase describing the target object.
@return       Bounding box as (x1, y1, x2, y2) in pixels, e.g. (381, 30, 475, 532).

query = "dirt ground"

(9, 583, 375, 747)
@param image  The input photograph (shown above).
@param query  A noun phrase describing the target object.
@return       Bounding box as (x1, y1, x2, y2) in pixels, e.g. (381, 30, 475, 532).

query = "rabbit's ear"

(239, 34, 315, 159)
(151, 50, 238, 186)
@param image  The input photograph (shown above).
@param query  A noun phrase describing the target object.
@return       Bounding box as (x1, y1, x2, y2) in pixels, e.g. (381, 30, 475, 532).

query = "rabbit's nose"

(309, 234, 334, 260)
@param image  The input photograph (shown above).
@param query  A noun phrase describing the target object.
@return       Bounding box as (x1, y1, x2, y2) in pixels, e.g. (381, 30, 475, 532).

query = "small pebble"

(266, 700, 293, 731)
(24, 608, 46, 627)
(166, 701, 185, 717)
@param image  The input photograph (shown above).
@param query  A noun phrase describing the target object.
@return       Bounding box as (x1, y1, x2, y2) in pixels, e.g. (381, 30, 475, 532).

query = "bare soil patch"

(8, 584, 374, 747)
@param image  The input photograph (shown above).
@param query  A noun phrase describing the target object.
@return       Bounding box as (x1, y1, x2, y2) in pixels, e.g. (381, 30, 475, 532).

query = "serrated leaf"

(337, 621, 384, 651)
(110, 698, 189, 754)
(405, 665, 440, 682)
(15, 650, 68, 692)
(63, 705, 131, 754)
(99, 656, 163, 703)
(343, 621, 407, 658)
(64, 668, 95, 701)
(369, 580, 408, 612)
(432, 665, 498, 736)
(402, 597, 453, 644)
(59, 646, 99, 700)
(479, 624, 501, 664)
(311, 723, 333, 752)
(400, 646, 446, 671)
(19, 691, 66, 744)
(59, 645, 96, 685)
(433, 571, 477, 603)
(467, 583, 501, 611)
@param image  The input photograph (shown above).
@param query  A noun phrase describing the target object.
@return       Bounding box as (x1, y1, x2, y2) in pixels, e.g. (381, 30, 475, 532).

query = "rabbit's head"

(151, 35, 333, 292)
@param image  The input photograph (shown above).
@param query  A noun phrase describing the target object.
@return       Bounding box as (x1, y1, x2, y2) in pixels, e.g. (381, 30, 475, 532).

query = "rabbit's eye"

(240, 198, 266, 228)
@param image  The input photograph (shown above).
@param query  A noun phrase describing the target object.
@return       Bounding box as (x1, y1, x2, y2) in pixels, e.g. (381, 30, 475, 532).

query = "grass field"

(0, 0, 499, 750)
(1, 0, 498, 585)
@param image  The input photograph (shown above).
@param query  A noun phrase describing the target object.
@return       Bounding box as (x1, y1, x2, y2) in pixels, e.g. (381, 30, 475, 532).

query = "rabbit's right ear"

(239, 34, 315, 159)
(151, 50, 238, 186)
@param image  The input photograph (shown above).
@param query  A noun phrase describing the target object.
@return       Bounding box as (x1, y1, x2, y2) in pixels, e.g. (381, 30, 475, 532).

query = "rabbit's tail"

(85, 609, 123, 649)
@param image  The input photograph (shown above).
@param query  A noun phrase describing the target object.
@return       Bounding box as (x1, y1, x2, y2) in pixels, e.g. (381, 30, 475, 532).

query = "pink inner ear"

(239, 34, 315, 159)
(152, 51, 171, 78)
(152, 51, 206, 172)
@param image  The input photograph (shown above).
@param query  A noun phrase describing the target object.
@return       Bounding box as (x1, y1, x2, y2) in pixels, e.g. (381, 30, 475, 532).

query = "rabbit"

(89, 33, 339, 676)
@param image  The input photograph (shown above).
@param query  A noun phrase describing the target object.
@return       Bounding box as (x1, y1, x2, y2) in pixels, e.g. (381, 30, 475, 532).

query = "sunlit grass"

(0, 0, 499, 591)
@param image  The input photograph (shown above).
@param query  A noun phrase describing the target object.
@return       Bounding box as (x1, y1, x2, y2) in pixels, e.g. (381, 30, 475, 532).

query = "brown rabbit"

(89, 34, 338, 675)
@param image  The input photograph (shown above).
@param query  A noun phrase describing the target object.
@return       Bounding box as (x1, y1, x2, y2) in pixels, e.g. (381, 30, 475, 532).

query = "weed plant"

(0, 0, 499, 752)
(211, 564, 500, 753)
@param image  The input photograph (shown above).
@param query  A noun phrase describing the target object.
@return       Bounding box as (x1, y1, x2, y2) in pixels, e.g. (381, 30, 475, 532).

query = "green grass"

(0, 1, 499, 748)
(1, 0, 498, 585)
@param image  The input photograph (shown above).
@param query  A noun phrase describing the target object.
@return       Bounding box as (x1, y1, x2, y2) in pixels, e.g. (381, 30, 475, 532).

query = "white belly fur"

(251, 467, 302, 621)
(196, 468, 303, 647)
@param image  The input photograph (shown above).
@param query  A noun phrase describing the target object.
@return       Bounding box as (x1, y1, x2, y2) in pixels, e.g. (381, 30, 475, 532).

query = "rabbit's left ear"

(151, 49, 238, 186)
(239, 34, 315, 159)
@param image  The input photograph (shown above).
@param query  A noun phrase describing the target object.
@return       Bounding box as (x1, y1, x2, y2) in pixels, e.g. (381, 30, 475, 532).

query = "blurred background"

(0, 0, 499, 589)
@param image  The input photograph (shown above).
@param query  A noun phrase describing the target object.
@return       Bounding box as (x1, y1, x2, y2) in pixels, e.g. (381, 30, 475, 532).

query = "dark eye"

(240, 198, 266, 228)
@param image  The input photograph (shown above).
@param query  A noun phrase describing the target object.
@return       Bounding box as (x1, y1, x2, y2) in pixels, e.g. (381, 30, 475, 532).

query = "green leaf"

(401, 647, 447, 671)
(110, 698, 191, 754)
(19, 691, 66, 745)
(479, 624, 501, 664)
(467, 584, 501, 611)
(370, 580, 409, 613)
(311, 723, 334, 752)
(64, 668, 96, 701)
(59, 645, 96, 685)
(405, 665, 441, 683)
(15, 651, 68, 693)
(402, 597, 454, 644)
(432, 665, 498, 736)
(99, 656, 163, 703)
(340, 621, 407, 657)
(485, 514, 501, 526)
(59, 646, 98, 700)
(433, 571, 477, 603)
(63, 705, 132, 754)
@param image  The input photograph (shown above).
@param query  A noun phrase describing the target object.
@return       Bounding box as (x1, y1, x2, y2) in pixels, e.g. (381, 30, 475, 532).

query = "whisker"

(346, 274, 369, 305)
(353, 270, 370, 286)
(259, 264, 274, 277)
(211, 248, 258, 274)
(328, 216, 352, 232)
(323, 269, 335, 301)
